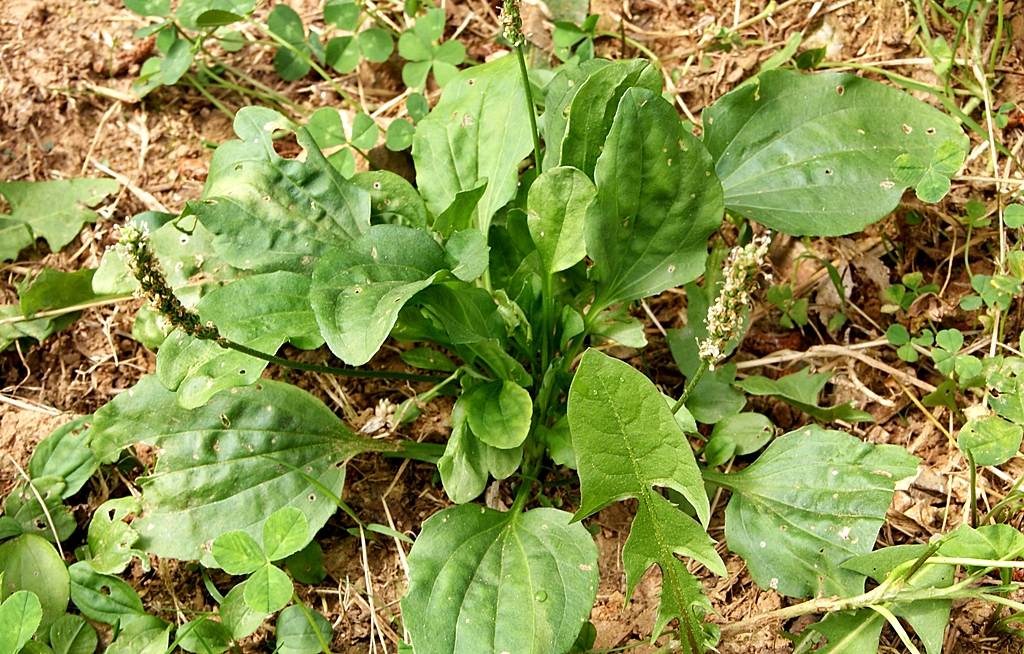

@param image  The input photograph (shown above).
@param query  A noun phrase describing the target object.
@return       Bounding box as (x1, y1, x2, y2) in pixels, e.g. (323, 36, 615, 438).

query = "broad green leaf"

(263, 507, 308, 561)
(704, 412, 774, 468)
(212, 531, 265, 575)
(586, 88, 723, 308)
(190, 106, 370, 273)
(589, 305, 647, 349)
(284, 541, 326, 585)
(734, 369, 876, 423)
(86, 497, 149, 575)
(541, 59, 611, 171)
(403, 505, 598, 654)
(351, 171, 428, 229)
(810, 610, 886, 654)
(527, 166, 595, 273)
(174, 0, 255, 30)
(939, 524, 1024, 562)
(462, 381, 532, 449)
(0, 179, 120, 260)
(68, 562, 146, 626)
(432, 181, 487, 239)
(0, 305, 76, 354)
(0, 535, 69, 635)
(0, 591, 42, 654)
(703, 70, 969, 236)
(276, 604, 333, 654)
(196, 9, 243, 26)
(2, 477, 75, 543)
(104, 615, 171, 654)
(243, 563, 292, 614)
(177, 617, 232, 654)
(156, 271, 322, 408)
(323, 0, 359, 29)
(220, 581, 264, 640)
(399, 347, 457, 372)
(559, 59, 662, 178)
(443, 228, 489, 282)
(27, 416, 97, 499)
(957, 415, 1023, 467)
(86, 376, 386, 566)
(412, 53, 533, 235)
(568, 350, 725, 647)
(310, 224, 448, 365)
(16, 641, 53, 654)
(18, 268, 110, 319)
(49, 614, 98, 654)
(437, 397, 522, 504)
(0, 518, 20, 540)
(703, 426, 919, 598)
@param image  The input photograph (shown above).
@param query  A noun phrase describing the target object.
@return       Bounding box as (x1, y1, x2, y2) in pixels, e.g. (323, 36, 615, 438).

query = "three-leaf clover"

(930, 328, 982, 384)
(211, 508, 309, 615)
(552, 15, 598, 63)
(970, 273, 1022, 311)
(324, 0, 394, 74)
(766, 283, 808, 328)
(398, 7, 465, 90)
(886, 324, 933, 363)
(882, 271, 939, 313)
(268, 4, 316, 81)
(305, 107, 379, 177)
(890, 139, 965, 203)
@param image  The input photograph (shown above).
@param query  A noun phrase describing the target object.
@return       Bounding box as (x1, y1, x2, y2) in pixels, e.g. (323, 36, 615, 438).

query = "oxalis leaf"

(310, 224, 449, 366)
(85, 375, 389, 566)
(403, 505, 598, 654)
(702, 69, 968, 236)
(412, 53, 533, 235)
(703, 426, 919, 598)
(189, 106, 370, 273)
(568, 350, 726, 651)
(586, 88, 724, 309)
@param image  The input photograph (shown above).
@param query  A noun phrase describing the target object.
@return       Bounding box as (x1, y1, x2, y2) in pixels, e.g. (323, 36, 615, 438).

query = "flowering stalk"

(501, 0, 542, 168)
(671, 233, 771, 414)
(116, 221, 441, 383)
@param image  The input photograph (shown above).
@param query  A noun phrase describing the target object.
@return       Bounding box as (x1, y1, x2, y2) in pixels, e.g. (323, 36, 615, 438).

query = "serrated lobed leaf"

(703, 70, 968, 236)
(86, 375, 387, 566)
(703, 426, 919, 598)
(586, 88, 724, 308)
(403, 505, 598, 654)
(412, 54, 533, 235)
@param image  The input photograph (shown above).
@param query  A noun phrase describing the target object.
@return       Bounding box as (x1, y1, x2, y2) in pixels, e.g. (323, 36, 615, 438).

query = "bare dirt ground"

(2, 0, 1024, 652)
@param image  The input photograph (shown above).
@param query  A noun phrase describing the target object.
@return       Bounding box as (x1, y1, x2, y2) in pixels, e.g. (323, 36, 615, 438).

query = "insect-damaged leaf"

(403, 505, 598, 654)
(189, 106, 370, 273)
(586, 88, 723, 308)
(85, 375, 388, 566)
(703, 70, 968, 236)
(568, 350, 725, 650)
(703, 426, 919, 598)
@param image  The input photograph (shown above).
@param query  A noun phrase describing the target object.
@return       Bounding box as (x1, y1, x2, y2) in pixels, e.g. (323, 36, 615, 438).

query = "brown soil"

(2, 0, 1024, 652)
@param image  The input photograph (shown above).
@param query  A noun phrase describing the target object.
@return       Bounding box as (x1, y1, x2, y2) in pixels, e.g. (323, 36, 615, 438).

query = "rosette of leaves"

(398, 7, 465, 90)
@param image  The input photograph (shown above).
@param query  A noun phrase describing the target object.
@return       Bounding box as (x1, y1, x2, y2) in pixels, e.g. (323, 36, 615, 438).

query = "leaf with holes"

(2, 476, 75, 544)
(156, 271, 323, 409)
(28, 416, 97, 499)
(85, 375, 388, 567)
(86, 497, 149, 575)
(189, 106, 370, 273)
(568, 350, 726, 649)
(702, 426, 919, 598)
(586, 88, 723, 308)
(702, 70, 968, 236)
(412, 53, 532, 235)
(68, 562, 147, 627)
(403, 505, 598, 654)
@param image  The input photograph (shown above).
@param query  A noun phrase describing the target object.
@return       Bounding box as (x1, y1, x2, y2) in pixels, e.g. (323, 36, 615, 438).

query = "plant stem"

(965, 446, 979, 527)
(183, 73, 234, 119)
(514, 43, 542, 170)
(247, 18, 360, 111)
(671, 359, 710, 414)
(214, 338, 442, 382)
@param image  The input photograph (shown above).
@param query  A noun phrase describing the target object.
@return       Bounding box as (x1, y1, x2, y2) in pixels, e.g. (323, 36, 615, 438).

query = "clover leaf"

(398, 8, 465, 90)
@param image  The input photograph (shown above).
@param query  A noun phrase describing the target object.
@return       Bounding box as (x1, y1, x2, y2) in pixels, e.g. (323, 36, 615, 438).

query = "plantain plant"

(11, 20, 1021, 652)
